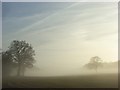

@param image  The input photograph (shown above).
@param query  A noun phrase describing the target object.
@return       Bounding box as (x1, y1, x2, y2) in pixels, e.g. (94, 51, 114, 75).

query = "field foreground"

(3, 73, 118, 88)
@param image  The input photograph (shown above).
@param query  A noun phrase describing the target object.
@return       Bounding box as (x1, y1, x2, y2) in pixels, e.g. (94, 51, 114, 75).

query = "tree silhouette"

(84, 56, 103, 73)
(8, 40, 35, 76)
(2, 51, 17, 76)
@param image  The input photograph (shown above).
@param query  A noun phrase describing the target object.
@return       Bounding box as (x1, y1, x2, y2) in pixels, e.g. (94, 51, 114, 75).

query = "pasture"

(3, 73, 118, 88)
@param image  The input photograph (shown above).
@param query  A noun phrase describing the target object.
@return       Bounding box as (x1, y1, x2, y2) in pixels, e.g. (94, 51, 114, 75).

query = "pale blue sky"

(3, 2, 118, 76)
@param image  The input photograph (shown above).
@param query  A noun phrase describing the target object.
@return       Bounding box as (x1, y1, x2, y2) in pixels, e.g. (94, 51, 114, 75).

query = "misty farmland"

(1, 40, 118, 88)
(2, 40, 118, 88)
(2, 2, 118, 88)
(3, 73, 118, 88)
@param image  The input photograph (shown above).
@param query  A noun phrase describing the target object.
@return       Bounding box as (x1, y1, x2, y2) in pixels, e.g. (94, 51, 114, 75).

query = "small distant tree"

(84, 56, 103, 73)
(8, 40, 35, 76)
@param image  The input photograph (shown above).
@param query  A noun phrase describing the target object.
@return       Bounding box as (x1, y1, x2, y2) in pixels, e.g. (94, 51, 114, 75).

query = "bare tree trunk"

(17, 62, 21, 76)
(23, 68, 25, 76)
(95, 68, 97, 73)
(95, 66, 98, 75)
(21, 66, 25, 76)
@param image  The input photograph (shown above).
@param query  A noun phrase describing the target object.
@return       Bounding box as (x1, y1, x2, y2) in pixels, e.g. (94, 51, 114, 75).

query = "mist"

(24, 61, 118, 77)
(2, 2, 118, 88)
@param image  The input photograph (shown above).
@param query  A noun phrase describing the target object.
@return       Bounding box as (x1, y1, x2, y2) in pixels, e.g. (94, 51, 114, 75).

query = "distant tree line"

(84, 56, 118, 73)
(2, 40, 118, 76)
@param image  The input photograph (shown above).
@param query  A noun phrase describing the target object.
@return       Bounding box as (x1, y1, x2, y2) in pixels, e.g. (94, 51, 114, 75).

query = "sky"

(1, 0, 119, 2)
(2, 2, 118, 76)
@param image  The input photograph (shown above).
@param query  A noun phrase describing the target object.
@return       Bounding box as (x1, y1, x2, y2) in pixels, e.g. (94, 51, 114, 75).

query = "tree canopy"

(84, 56, 103, 72)
(2, 40, 35, 76)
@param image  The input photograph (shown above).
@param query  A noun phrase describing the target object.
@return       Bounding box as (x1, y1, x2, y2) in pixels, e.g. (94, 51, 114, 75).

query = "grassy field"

(3, 73, 118, 88)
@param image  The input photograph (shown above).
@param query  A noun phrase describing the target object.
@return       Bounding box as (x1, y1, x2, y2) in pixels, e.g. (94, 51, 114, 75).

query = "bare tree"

(8, 40, 35, 76)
